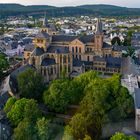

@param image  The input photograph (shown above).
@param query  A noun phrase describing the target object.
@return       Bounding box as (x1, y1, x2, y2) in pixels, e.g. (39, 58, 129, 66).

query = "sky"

(0, 0, 140, 8)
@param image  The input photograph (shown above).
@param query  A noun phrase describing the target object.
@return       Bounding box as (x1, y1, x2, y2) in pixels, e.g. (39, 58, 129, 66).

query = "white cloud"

(0, 0, 139, 8)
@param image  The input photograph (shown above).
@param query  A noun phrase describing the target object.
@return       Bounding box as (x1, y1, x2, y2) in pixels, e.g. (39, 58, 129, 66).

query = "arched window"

(44, 69, 46, 76)
(76, 47, 78, 53)
(32, 57, 35, 65)
(87, 56, 90, 61)
(79, 48, 81, 53)
(63, 55, 67, 63)
(72, 47, 74, 53)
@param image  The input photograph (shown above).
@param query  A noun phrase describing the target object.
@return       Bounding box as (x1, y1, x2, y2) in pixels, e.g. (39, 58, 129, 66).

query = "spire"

(95, 18, 103, 34)
(42, 11, 48, 27)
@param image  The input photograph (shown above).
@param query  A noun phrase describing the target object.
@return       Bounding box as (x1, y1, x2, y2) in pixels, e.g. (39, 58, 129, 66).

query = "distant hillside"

(0, 4, 140, 18)
(78, 4, 126, 10)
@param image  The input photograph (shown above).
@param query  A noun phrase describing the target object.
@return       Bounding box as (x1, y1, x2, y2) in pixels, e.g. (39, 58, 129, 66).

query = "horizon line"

(0, 3, 135, 8)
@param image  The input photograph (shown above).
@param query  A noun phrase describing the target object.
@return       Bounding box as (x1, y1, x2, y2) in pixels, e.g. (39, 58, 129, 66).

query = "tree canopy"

(17, 68, 44, 101)
(110, 133, 136, 140)
(0, 53, 9, 79)
(5, 98, 41, 126)
(63, 73, 134, 140)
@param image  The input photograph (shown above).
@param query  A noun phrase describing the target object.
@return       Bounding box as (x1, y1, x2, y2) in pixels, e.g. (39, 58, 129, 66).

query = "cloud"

(1, 0, 140, 8)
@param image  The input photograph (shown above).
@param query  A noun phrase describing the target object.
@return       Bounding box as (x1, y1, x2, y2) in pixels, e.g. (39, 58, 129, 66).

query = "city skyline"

(1, 0, 140, 8)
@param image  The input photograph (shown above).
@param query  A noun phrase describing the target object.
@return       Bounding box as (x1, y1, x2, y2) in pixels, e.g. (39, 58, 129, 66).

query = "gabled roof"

(24, 44, 34, 52)
(36, 32, 50, 39)
(73, 59, 93, 67)
(102, 42, 112, 49)
(52, 35, 77, 42)
(41, 58, 56, 66)
(79, 35, 94, 44)
(106, 57, 122, 68)
(134, 88, 140, 109)
(10, 64, 34, 93)
(94, 56, 106, 62)
(47, 46, 69, 54)
(32, 47, 44, 56)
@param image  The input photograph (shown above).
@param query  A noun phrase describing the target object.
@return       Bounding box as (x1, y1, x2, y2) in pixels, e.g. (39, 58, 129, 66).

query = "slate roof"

(10, 64, 33, 81)
(94, 56, 121, 68)
(10, 41, 18, 49)
(95, 18, 103, 34)
(47, 46, 69, 54)
(22, 37, 33, 44)
(102, 42, 112, 49)
(0, 92, 10, 110)
(52, 35, 77, 42)
(79, 35, 94, 44)
(36, 32, 50, 39)
(73, 59, 93, 67)
(10, 64, 34, 93)
(106, 57, 122, 68)
(94, 56, 106, 62)
(134, 88, 140, 109)
(41, 58, 56, 66)
(134, 58, 140, 65)
(32, 47, 44, 56)
(24, 44, 34, 52)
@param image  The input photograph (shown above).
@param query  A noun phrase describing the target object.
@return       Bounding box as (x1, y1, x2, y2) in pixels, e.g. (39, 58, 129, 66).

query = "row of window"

(72, 47, 81, 53)
(94, 67, 119, 73)
(41, 67, 56, 76)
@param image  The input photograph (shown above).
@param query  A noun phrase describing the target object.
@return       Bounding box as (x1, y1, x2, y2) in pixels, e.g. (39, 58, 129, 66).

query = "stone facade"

(25, 18, 122, 83)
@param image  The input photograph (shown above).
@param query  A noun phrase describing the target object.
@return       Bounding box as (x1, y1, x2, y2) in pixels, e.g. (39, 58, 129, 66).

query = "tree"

(126, 47, 135, 58)
(24, 99, 42, 123)
(43, 79, 71, 113)
(123, 30, 134, 46)
(6, 98, 41, 126)
(111, 37, 121, 46)
(63, 125, 74, 140)
(13, 119, 38, 140)
(0, 53, 9, 79)
(36, 117, 50, 140)
(4, 97, 17, 113)
(7, 98, 29, 126)
(69, 113, 87, 139)
(110, 132, 136, 140)
(17, 69, 44, 101)
(84, 135, 92, 140)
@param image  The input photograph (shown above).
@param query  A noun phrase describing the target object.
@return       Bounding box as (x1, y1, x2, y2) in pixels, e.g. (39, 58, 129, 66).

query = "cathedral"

(25, 15, 122, 82)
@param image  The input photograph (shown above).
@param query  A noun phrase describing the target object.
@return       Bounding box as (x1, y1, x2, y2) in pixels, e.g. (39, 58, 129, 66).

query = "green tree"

(6, 98, 41, 126)
(24, 99, 42, 123)
(126, 47, 135, 57)
(111, 37, 121, 46)
(7, 98, 29, 126)
(110, 132, 136, 140)
(69, 113, 87, 139)
(13, 119, 38, 140)
(17, 69, 44, 101)
(43, 79, 71, 113)
(63, 125, 74, 140)
(36, 117, 50, 140)
(4, 97, 17, 113)
(0, 53, 9, 79)
(84, 135, 92, 140)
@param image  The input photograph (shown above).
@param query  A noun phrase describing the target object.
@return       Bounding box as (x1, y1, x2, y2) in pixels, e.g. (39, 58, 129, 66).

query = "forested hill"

(0, 4, 140, 18)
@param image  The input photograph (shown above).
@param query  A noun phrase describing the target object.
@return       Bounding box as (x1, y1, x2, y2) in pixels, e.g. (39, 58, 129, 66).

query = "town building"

(132, 32, 140, 47)
(24, 16, 122, 83)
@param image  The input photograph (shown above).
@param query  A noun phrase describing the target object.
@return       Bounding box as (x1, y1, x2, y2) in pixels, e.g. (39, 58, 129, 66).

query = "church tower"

(33, 12, 51, 52)
(41, 12, 49, 33)
(94, 18, 104, 51)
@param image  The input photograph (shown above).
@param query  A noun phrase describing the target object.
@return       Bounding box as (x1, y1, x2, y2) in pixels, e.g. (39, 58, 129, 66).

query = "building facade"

(25, 17, 122, 82)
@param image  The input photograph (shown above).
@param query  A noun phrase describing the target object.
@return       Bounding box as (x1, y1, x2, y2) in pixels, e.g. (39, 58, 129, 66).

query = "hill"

(0, 4, 140, 18)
